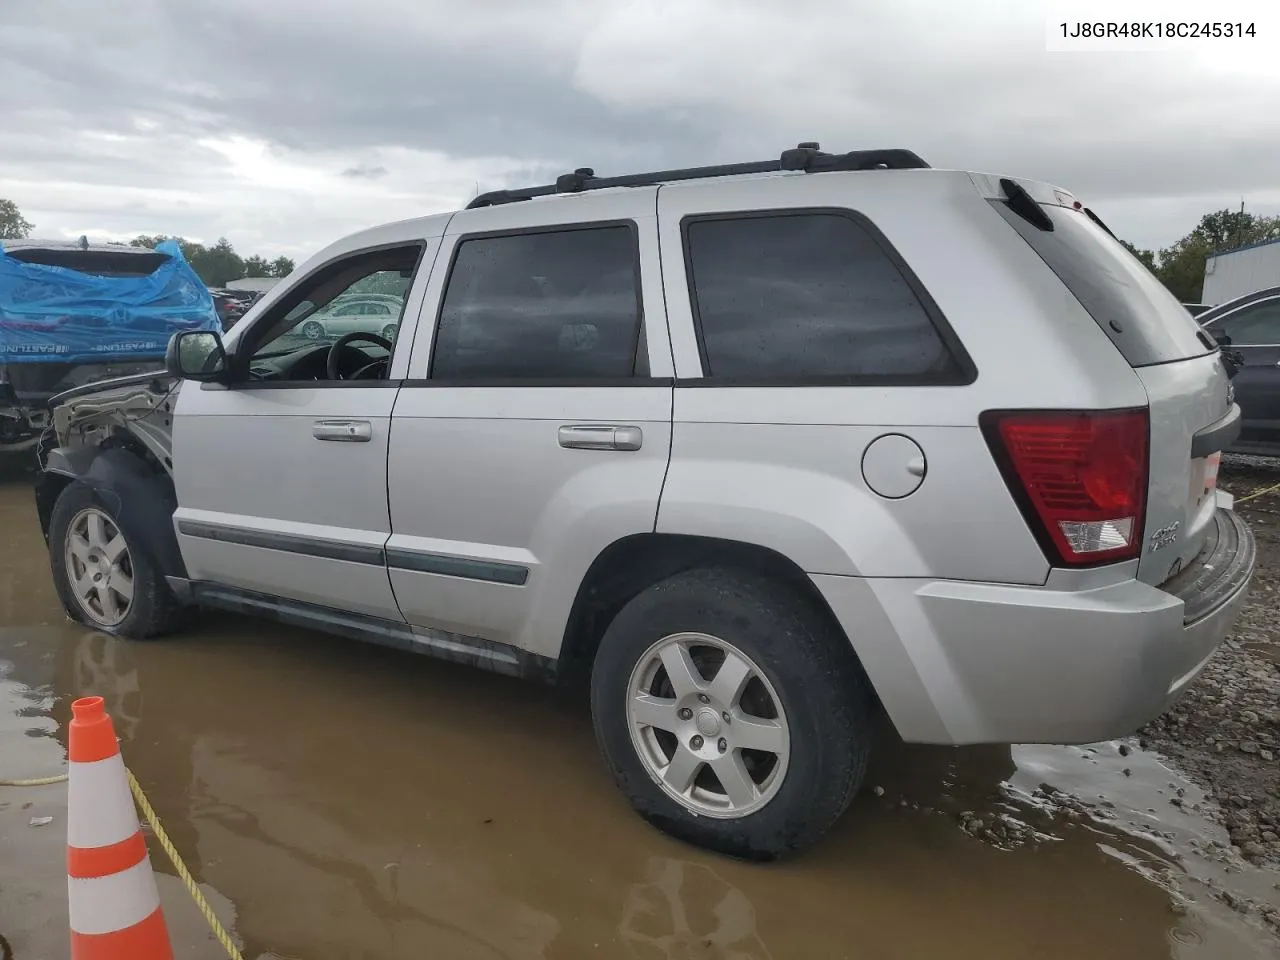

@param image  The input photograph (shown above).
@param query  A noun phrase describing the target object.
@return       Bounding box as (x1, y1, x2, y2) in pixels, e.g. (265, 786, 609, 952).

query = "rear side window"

(991, 201, 1214, 367)
(682, 211, 969, 382)
(1207, 298, 1280, 346)
(431, 224, 645, 380)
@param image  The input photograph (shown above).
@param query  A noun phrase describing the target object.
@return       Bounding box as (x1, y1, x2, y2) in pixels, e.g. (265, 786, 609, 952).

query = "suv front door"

(171, 237, 438, 619)
(388, 190, 674, 663)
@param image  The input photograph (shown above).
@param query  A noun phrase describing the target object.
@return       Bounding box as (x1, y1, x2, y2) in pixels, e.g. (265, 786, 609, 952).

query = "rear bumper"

(813, 506, 1255, 745)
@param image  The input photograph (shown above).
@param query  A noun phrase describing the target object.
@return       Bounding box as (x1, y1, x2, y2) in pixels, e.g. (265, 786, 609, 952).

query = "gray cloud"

(0, 0, 1276, 258)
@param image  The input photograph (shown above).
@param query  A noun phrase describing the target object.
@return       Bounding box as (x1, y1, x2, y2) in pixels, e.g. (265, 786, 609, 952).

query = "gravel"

(1138, 456, 1280, 878)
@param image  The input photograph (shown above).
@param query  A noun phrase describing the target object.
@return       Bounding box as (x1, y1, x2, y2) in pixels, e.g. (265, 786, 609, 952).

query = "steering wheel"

(326, 331, 393, 381)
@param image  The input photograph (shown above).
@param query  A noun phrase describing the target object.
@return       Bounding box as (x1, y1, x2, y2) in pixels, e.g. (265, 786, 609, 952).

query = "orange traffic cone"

(67, 695, 174, 960)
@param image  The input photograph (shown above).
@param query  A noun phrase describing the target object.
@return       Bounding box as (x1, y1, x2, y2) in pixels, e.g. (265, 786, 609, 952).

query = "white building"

(1202, 237, 1280, 305)
(225, 276, 282, 294)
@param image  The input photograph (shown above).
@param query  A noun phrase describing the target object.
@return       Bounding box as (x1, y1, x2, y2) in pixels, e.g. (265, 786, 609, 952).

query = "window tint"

(683, 213, 962, 380)
(1212, 299, 1280, 346)
(991, 201, 1213, 367)
(432, 225, 643, 379)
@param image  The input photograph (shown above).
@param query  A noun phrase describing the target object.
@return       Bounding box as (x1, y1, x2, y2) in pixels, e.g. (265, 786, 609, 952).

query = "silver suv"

(35, 144, 1255, 859)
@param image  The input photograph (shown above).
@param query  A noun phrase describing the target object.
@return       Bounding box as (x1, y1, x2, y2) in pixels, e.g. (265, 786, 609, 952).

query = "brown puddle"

(2, 457, 1278, 960)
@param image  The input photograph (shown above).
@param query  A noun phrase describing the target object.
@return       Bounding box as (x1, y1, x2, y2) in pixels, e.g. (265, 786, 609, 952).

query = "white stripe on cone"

(67, 753, 142, 850)
(68, 859, 163, 935)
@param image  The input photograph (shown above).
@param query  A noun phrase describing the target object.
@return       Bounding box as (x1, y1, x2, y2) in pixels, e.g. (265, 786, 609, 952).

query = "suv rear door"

(388, 189, 674, 662)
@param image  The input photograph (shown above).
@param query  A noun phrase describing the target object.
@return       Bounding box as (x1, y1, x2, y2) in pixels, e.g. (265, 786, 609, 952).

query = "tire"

(302, 320, 325, 340)
(590, 566, 875, 860)
(381, 324, 397, 342)
(48, 481, 185, 640)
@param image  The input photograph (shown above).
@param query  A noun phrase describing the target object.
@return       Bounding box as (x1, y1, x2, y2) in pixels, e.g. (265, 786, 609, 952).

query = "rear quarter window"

(682, 210, 972, 384)
(991, 200, 1215, 367)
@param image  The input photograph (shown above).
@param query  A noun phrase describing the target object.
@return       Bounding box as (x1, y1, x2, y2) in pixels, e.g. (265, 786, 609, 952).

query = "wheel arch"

(557, 533, 872, 694)
(39, 443, 188, 579)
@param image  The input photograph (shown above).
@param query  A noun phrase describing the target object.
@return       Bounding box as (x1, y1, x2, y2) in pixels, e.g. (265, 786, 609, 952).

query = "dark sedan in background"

(1197, 286, 1280, 457)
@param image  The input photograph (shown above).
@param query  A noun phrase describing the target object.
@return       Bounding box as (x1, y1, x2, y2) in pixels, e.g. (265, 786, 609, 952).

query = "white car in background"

(298, 294, 404, 342)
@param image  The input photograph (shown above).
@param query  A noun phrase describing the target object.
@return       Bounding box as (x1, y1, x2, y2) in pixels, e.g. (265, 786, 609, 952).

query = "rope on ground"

(126, 767, 247, 960)
(1235, 479, 1280, 506)
(0, 773, 68, 786)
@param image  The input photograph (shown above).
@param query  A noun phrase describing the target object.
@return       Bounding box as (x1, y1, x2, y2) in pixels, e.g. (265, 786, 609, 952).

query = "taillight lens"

(981, 408, 1149, 567)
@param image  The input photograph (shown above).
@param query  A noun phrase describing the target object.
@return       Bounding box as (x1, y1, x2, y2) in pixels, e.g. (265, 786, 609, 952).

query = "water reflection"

(619, 858, 774, 960)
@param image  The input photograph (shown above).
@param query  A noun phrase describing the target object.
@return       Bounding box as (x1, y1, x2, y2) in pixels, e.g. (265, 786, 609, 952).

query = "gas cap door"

(861, 433, 926, 499)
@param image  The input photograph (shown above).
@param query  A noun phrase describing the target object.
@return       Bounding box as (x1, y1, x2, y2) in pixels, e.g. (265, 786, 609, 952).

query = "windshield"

(991, 200, 1215, 367)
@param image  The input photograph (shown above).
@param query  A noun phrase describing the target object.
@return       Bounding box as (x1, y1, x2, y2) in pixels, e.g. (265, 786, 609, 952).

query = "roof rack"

(466, 142, 930, 209)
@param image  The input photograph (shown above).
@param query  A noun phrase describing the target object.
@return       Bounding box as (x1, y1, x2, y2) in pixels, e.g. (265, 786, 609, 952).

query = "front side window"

(683, 212, 964, 381)
(431, 225, 644, 380)
(1211, 299, 1280, 346)
(240, 244, 421, 381)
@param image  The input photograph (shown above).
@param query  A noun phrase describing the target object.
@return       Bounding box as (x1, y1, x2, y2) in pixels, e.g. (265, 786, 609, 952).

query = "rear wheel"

(590, 567, 875, 860)
(381, 323, 398, 342)
(302, 320, 325, 340)
(48, 482, 184, 639)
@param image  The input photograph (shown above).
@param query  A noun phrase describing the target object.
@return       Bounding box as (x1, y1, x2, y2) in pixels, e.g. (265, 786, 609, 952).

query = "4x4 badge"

(1148, 521, 1181, 552)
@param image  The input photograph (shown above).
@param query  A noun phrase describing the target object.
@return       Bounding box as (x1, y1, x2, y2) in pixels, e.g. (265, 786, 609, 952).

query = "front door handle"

(558, 424, 643, 451)
(313, 419, 372, 442)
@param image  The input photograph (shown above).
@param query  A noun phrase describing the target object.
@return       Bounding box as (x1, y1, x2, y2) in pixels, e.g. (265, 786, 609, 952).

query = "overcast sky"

(1, 0, 1277, 262)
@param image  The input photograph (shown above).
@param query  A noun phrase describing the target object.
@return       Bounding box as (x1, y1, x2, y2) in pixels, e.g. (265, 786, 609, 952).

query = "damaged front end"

(34, 373, 188, 587)
(41, 372, 180, 478)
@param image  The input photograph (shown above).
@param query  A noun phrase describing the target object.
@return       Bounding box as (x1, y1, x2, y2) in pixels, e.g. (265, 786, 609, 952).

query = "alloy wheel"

(626, 632, 790, 819)
(64, 507, 135, 628)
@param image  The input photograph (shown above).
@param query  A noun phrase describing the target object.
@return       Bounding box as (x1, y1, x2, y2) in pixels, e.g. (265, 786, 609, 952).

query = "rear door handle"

(313, 419, 372, 442)
(558, 424, 643, 451)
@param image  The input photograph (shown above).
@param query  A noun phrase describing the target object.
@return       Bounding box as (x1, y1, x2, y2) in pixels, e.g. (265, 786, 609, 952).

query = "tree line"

(127, 235, 295, 288)
(1121, 209, 1280, 303)
(0, 198, 294, 289)
(3, 196, 1278, 303)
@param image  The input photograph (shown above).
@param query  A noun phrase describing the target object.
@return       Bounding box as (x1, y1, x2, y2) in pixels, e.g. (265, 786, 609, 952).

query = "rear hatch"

(974, 173, 1235, 587)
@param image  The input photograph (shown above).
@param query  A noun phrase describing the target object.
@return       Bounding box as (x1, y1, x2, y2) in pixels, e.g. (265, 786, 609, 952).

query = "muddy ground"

(1137, 455, 1280, 929)
(2, 454, 1280, 960)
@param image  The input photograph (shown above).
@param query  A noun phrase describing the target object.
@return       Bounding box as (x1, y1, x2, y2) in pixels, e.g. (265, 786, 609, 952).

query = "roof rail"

(466, 142, 930, 209)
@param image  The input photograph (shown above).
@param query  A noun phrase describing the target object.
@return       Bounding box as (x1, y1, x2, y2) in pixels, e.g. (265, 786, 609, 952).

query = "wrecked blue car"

(0, 238, 219, 450)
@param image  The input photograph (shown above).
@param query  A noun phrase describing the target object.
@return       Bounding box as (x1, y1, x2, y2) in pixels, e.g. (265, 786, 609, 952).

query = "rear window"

(991, 200, 1215, 367)
(5, 248, 170, 277)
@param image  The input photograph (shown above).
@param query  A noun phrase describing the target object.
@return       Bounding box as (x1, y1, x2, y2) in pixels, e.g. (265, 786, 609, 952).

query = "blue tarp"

(0, 239, 220, 364)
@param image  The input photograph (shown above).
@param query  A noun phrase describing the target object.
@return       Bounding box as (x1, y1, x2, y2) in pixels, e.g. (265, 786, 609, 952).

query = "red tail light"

(980, 408, 1149, 567)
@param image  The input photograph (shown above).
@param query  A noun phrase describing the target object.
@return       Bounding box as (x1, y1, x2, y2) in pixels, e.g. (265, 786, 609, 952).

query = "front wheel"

(590, 567, 875, 860)
(302, 320, 325, 340)
(48, 482, 185, 639)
